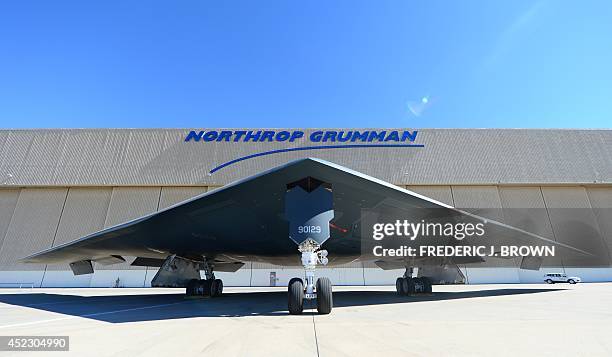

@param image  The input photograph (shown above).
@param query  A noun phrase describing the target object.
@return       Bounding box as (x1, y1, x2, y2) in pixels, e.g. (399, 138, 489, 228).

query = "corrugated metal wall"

(0, 188, 68, 271)
(1, 185, 609, 287)
(0, 189, 19, 254)
(46, 187, 113, 271)
(0, 129, 610, 187)
(403, 185, 612, 284)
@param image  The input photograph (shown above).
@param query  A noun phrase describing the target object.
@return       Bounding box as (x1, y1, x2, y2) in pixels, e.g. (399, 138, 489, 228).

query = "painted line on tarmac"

(0, 294, 185, 309)
(0, 301, 190, 329)
(0, 297, 122, 309)
(311, 309, 320, 357)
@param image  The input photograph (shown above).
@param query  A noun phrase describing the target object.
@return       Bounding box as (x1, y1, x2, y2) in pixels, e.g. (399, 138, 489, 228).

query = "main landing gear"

(288, 240, 333, 315)
(185, 259, 224, 298)
(396, 269, 433, 295)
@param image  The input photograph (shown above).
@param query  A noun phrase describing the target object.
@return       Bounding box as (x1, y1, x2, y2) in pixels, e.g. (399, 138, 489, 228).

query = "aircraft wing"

(22, 158, 592, 270)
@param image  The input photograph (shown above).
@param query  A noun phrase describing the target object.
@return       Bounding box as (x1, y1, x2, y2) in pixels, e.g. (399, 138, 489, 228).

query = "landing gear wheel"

(421, 277, 433, 293)
(316, 277, 333, 315)
(395, 278, 404, 295)
(211, 279, 223, 297)
(545, 279, 553, 284)
(396, 277, 408, 295)
(186, 279, 199, 296)
(197, 279, 212, 296)
(413, 277, 423, 290)
(405, 277, 415, 295)
(289, 277, 303, 288)
(288, 278, 304, 315)
(568, 279, 576, 284)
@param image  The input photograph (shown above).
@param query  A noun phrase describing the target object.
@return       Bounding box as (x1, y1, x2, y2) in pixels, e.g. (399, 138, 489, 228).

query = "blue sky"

(0, 1, 610, 129)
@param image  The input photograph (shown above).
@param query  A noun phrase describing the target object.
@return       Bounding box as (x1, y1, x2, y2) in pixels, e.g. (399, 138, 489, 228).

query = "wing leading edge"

(22, 158, 591, 270)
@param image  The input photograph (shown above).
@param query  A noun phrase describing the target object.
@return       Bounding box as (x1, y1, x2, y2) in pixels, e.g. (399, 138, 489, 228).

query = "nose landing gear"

(288, 239, 333, 315)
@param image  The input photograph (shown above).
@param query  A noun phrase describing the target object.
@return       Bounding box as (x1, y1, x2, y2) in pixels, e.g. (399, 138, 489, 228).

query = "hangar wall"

(0, 184, 610, 287)
(1, 129, 610, 187)
(0, 129, 610, 287)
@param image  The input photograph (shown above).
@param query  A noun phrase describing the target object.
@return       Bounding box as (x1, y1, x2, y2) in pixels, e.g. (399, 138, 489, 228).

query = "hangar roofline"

(0, 128, 611, 131)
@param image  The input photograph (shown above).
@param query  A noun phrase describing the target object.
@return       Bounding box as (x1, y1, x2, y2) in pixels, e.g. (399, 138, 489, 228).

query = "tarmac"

(0, 283, 611, 356)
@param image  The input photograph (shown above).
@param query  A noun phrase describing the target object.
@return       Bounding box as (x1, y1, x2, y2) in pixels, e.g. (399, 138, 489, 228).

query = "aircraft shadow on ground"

(0, 288, 564, 323)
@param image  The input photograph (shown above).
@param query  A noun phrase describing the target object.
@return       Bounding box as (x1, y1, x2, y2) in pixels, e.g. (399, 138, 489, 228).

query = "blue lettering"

(384, 131, 400, 141)
(244, 130, 262, 142)
(351, 131, 369, 142)
(290, 131, 304, 142)
(276, 131, 290, 141)
(310, 131, 323, 142)
(322, 131, 337, 142)
(368, 131, 386, 142)
(260, 131, 275, 142)
(402, 130, 418, 142)
(185, 130, 204, 142)
(233, 131, 246, 142)
(185, 129, 419, 144)
(203, 131, 218, 142)
(337, 131, 351, 142)
(217, 130, 233, 142)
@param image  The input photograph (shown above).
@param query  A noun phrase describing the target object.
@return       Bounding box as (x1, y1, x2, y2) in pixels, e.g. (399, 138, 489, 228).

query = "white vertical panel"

(463, 268, 524, 284)
(363, 268, 403, 285)
(44, 188, 113, 275)
(586, 187, 612, 208)
(541, 187, 610, 269)
(451, 186, 502, 209)
(406, 186, 454, 206)
(452, 186, 518, 278)
(103, 187, 162, 227)
(498, 186, 561, 281)
(0, 189, 20, 254)
(94, 187, 161, 274)
(586, 187, 612, 265)
(498, 187, 554, 237)
(40, 271, 94, 288)
(215, 270, 253, 287)
(52, 188, 113, 247)
(158, 187, 208, 210)
(89, 270, 152, 288)
(0, 188, 67, 275)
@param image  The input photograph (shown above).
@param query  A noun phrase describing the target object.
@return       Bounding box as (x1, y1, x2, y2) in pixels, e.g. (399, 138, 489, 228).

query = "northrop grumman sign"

(185, 130, 419, 143)
(185, 129, 424, 174)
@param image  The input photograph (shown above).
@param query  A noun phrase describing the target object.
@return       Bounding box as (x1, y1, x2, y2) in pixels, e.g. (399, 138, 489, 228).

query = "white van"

(543, 273, 581, 284)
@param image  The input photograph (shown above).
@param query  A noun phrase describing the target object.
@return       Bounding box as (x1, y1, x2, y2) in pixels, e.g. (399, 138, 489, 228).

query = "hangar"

(0, 128, 611, 290)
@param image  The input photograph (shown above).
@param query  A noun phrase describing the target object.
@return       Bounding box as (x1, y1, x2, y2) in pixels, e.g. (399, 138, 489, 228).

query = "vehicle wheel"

(211, 279, 223, 297)
(422, 277, 433, 293)
(545, 279, 553, 284)
(186, 279, 199, 296)
(405, 277, 415, 295)
(288, 278, 304, 315)
(316, 277, 333, 315)
(568, 279, 576, 284)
